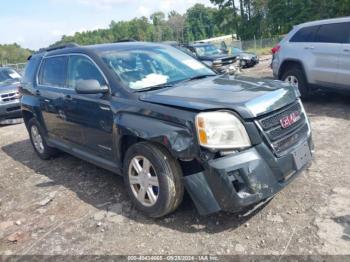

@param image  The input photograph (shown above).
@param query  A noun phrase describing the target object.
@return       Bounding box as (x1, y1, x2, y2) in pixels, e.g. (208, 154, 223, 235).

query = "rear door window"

(39, 56, 68, 87)
(315, 22, 350, 44)
(290, 26, 319, 43)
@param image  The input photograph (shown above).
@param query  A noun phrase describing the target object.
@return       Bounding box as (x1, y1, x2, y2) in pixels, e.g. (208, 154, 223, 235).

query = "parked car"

(161, 41, 197, 58)
(183, 43, 238, 74)
(272, 17, 350, 98)
(231, 47, 259, 68)
(21, 42, 313, 218)
(0, 67, 22, 124)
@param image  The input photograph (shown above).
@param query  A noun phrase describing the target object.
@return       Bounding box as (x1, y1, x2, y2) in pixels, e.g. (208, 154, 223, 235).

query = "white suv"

(272, 17, 350, 98)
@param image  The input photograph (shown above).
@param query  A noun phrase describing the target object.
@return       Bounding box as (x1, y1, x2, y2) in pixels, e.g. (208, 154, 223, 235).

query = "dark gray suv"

(21, 42, 313, 218)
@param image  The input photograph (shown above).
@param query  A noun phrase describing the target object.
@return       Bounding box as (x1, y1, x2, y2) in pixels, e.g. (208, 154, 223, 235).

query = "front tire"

(28, 118, 58, 160)
(123, 142, 184, 218)
(282, 67, 310, 99)
(240, 59, 247, 68)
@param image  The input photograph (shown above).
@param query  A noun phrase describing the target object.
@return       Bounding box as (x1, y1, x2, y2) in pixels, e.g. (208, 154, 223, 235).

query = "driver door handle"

(344, 49, 350, 52)
(304, 46, 314, 50)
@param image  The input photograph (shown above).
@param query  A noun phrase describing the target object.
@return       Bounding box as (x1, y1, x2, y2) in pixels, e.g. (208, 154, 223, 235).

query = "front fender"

(116, 112, 198, 161)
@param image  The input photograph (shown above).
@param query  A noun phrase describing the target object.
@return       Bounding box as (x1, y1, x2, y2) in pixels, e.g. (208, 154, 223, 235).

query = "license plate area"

(292, 142, 312, 170)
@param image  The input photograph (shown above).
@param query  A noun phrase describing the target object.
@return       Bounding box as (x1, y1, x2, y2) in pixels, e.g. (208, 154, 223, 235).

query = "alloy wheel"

(128, 156, 159, 207)
(31, 125, 45, 154)
(285, 75, 299, 88)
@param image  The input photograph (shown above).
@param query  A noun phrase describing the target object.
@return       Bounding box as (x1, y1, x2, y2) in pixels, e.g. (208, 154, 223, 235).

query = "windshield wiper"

(182, 74, 216, 83)
(137, 83, 175, 92)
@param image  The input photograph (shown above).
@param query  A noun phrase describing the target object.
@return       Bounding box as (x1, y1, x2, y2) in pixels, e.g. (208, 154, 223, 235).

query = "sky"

(0, 0, 213, 50)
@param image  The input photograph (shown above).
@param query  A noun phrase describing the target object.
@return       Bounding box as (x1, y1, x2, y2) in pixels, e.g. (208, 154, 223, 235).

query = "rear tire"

(28, 118, 59, 160)
(282, 67, 310, 99)
(123, 142, 184, 218)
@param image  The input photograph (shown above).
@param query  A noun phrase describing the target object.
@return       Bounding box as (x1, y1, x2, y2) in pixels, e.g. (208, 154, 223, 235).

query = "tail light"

(271, 44, 281, 54)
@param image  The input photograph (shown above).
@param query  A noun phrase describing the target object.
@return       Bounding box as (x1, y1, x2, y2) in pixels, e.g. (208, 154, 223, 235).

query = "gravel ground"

(0, 58, 349, 256)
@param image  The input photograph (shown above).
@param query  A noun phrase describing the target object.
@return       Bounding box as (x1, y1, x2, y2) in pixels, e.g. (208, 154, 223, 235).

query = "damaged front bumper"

(184, 136, 313, 216)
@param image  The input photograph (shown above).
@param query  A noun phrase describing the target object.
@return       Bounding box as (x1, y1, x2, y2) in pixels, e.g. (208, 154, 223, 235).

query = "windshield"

(99, 45, 215, 90)
(0, 68, 21, 86)
(194, 45, 222, 57)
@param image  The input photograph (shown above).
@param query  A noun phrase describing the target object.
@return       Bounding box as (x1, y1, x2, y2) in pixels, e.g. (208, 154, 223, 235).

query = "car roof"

(296, 16, 350, 28)
(41, 42, 169, 57)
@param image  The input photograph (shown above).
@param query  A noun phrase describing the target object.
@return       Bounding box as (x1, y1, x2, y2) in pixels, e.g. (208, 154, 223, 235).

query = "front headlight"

(195, 112, 251, 149)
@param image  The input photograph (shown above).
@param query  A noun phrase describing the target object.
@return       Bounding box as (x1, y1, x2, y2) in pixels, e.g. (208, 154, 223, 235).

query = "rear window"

(290, 26, 319, 43)
(315, 22, 350, 43)
(39, 56, 67, 87)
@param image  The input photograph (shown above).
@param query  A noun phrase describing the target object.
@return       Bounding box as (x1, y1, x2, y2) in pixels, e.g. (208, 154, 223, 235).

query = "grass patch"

(246, 47, 272, 56)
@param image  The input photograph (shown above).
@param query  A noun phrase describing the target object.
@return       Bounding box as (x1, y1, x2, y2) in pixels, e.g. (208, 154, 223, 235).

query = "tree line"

(0, 44, 32, 65)
(1, 0, 349, 63)
(54, 0, 350, 47)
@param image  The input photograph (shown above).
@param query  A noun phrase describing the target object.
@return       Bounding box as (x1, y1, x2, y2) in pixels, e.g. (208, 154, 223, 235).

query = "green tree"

(167, 11, 186, 42)
(185, 4, 219, 42)
(0, 43, 32, 65)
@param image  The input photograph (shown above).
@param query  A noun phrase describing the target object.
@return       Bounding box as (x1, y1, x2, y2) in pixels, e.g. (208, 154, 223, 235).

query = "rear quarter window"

(290, 25, 319, 43)
(22, 56, 41, 84)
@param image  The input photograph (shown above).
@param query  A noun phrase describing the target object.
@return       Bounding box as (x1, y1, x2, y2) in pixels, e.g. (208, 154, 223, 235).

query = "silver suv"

(272, 17, 350, 98)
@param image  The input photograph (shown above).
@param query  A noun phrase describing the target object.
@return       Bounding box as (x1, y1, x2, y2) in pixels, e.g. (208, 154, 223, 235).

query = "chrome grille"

(1, 92, 19, 103)
(259, 102, 301, 130)
(256, 100, 310, 156)
(220, 57, 235, 65)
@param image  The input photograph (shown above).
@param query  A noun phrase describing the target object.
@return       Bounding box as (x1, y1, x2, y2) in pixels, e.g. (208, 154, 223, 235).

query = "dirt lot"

(0, 58, 349, 257)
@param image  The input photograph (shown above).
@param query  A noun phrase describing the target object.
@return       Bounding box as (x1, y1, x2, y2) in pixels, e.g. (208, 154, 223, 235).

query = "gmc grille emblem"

(280, 111, 301, 129)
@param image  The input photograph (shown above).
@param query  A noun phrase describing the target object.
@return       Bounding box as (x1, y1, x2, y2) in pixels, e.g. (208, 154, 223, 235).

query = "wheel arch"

(278, 59, 308, 83)
(22, 110, 34, 128)
(21, 94, 45, 130)
(115, 113, 198, 166)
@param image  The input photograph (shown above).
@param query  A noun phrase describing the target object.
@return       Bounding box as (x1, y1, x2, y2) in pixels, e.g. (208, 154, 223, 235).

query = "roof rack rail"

(46, 43, 80, 52)
(114, 39, 137, 43)
(35, 43, 80, 54)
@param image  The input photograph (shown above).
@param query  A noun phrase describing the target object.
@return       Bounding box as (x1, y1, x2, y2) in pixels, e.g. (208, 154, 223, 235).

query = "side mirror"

(75, 80, 109, 94)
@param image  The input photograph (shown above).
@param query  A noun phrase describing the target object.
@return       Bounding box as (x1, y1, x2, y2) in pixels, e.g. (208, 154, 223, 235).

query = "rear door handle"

(344, 49, 350, 52)
(304, 46, 314, 50)
(35, 90, 41, 96)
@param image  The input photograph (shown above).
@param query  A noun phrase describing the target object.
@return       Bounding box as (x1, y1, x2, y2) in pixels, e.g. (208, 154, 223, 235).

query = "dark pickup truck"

(20, 42, 313, 218)
(184, 43, 238, 74)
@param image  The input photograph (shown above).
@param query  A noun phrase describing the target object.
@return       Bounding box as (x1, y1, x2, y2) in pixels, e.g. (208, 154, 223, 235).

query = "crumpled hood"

(139, 75, 299, 119)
